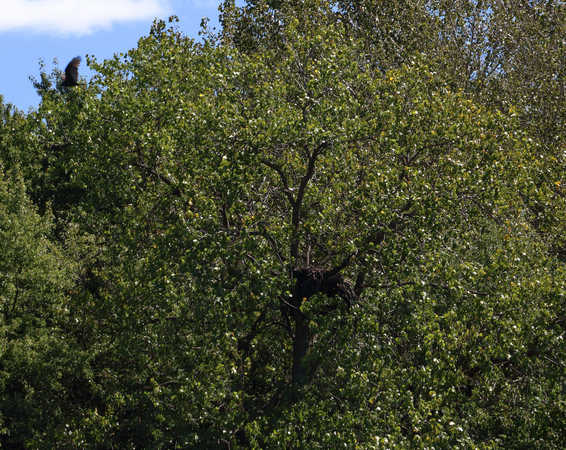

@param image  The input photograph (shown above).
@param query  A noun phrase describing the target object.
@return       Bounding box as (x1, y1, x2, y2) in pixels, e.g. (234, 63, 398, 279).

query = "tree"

(0, 161, 90, 447)
(1, 5, 564, 447)
(222, 0, 566, 261)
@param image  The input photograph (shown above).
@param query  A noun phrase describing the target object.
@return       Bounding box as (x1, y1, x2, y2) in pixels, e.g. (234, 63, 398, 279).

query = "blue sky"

(0, 0, 239, 112)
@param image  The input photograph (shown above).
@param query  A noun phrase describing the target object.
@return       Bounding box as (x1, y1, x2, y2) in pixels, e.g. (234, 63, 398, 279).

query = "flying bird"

(62, 56, 81, 87)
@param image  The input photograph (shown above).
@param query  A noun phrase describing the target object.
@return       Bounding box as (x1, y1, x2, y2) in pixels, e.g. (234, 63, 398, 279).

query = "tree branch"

(291, 141, 329, 261)
(260, 158, 295, 206)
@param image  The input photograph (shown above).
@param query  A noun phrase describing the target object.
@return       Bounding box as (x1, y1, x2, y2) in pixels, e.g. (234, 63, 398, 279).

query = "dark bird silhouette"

(62, 56, 81, 87)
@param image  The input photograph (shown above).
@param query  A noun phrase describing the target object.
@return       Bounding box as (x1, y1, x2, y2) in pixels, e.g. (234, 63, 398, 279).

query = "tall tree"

(1, 5, 563, 447)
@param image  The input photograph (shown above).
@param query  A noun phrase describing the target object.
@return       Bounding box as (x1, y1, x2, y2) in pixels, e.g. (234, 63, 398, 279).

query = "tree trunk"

(292, 307, 309, 385)
(289, 266, 355, 385)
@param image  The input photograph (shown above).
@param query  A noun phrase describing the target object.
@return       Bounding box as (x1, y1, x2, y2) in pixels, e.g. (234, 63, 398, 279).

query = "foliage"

(0, 163, 88, 447)
(0, 2, 564, 448)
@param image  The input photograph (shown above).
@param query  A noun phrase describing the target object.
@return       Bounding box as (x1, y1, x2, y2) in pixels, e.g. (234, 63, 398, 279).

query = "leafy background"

(1, 1, 564, 448)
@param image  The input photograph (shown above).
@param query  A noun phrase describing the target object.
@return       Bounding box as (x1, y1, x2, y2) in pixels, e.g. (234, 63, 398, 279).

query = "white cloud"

(0, 0, 171, 35)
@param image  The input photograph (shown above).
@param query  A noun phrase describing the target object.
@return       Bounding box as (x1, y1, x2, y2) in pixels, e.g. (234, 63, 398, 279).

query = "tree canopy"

(1, 1, 564, 448)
